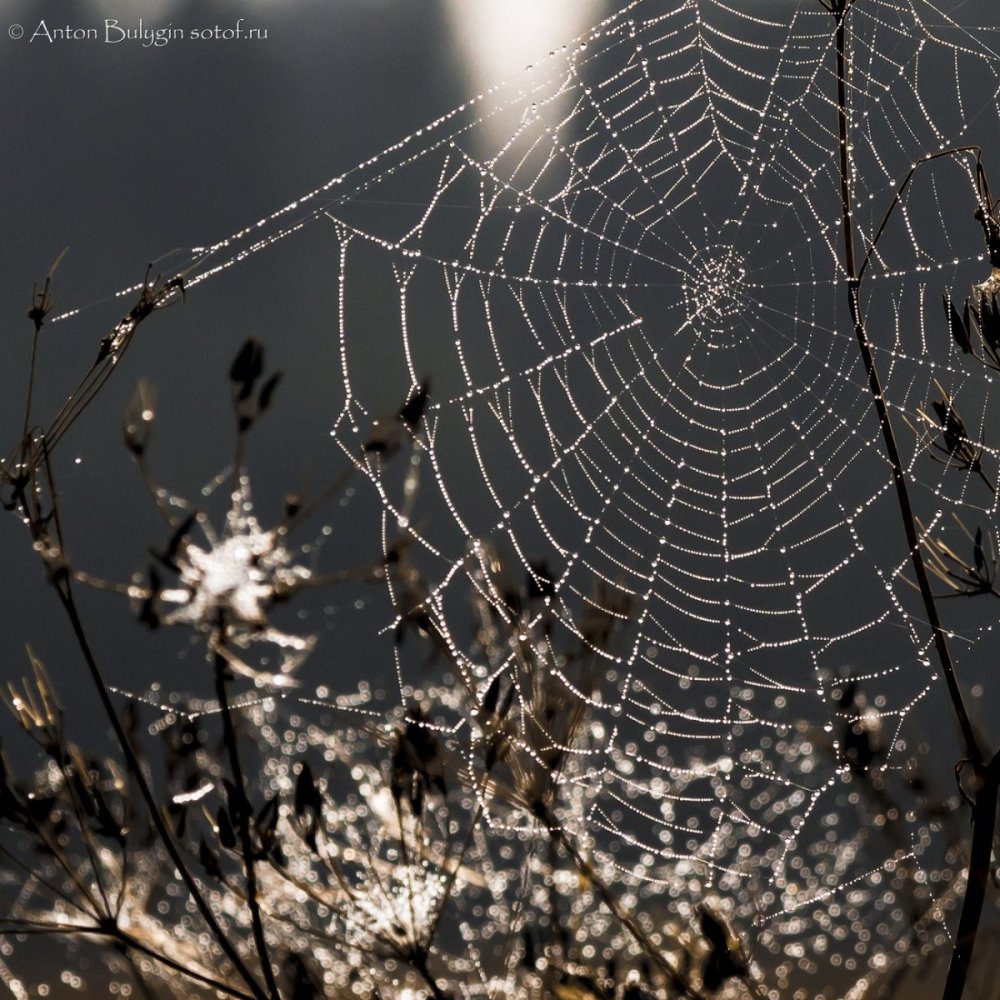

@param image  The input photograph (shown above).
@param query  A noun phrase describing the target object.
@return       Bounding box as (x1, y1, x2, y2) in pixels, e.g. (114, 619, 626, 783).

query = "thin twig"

(941, 750, 1000, 999)
(537, 802, 704, 999)
(213, 633, 281, 1000)
(28, 444, 267, 1000)
(0, 919, 254, 999)
(829, 7, 994, 999)
(830, 3, 981, 768)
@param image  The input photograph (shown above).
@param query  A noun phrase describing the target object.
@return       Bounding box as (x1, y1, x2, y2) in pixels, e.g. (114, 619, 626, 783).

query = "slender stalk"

(213, 638, 281, 1000)
(51, 584, 268, 999)
(942, 751, 1000, 999)
(116, 927, 256, 1000)
(0, 839, 96, 920)
(423, 798, 485, 950)
(0, 920, 254, 999)
(52, 745, 114, 917)
(31, 813, 103, 914)
(857, 147, 984, 285)
(4, 272, 181, 479)
(829, 6, 996, 998)
(28, 441, 266, 997)
(411, 952, 453, 1000)
(21, 328, 41, 450)
(538, 803, 703, 999)
(20, 251, 65, 459)
(830, 2, 982, 767)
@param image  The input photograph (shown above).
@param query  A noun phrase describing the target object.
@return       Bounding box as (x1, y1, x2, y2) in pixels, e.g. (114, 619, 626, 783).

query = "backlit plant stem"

(942, 751, 1000, 998)
(213, 629, 281, 1000)
(537, 802, 704, 999)
(829, 4, 990, 998)
(830, 1, 980, 768)
(29, 444, 268, 1000)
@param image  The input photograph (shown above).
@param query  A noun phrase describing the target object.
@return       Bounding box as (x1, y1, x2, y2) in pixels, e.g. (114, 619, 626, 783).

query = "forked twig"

(829, 1, 981, 768)
(17, 441, 268, 1000)
(828, 6, 996, 999)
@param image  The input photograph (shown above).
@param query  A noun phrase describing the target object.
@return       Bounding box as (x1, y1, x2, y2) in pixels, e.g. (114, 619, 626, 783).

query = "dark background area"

(0, 0, 611, 718)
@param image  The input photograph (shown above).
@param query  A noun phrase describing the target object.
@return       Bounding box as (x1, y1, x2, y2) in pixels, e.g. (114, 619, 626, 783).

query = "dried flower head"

(135, 475, 316, 686)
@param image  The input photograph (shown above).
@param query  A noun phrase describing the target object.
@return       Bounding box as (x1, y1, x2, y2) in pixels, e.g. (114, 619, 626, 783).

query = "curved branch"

(941, 750, 1000, 999)
(831, 5, 982, 768)
(858, 146, 985, 284)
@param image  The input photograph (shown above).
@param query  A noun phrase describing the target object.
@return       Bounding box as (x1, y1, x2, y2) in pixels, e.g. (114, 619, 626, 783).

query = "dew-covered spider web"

(46, 0, 1000, 994)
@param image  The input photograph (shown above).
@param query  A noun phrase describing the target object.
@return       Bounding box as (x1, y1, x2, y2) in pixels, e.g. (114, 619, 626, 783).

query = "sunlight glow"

(445, 0, 610, 145)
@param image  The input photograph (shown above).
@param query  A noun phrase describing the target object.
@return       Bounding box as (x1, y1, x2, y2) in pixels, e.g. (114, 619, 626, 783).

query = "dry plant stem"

(39, 541, 267, 998)
(30, 443, 267, 997)
(537, 803, 702, 999)
(830, 6, 989, 998)
(831, 4, 980, 766)
(16, 796, 103, 914)
(942, 750, 1000, 999)
(212, 635, 281, 1000)
(0, 920, 254, 999)
(857, 146, 984, 285)
(9, 278, 176, 474)
(0, 838, 95, 920)
(420, 773, 498, 991)
(21, 327, 41, 450)
(411, 953, 453, 1000)
(52, 749, 114, 916)
(115, 929, 255, 1000)
(20, 253, 64, 460)
(423, 797, 485, 951)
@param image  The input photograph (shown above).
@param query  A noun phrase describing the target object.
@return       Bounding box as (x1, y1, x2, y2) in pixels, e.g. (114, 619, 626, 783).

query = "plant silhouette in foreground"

(0, 289, 773, 997)
(824, 2, 1000, 997)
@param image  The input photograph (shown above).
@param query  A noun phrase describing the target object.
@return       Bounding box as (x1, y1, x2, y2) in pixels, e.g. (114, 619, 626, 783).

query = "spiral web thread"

(52, 0, 1000, 993)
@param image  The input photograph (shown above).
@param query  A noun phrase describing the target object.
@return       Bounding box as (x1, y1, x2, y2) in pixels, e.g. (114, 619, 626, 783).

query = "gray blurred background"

(0, 0, 612, 711)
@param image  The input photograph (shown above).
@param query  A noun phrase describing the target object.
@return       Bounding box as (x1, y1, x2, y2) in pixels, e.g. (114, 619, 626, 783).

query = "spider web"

(306, 1, 1000, 991)
(50, 0, 1000, 993)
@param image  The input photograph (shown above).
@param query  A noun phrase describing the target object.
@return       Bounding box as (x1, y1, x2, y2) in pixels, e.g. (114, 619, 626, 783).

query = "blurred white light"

(445, 0, 611, 150)
(445, 0, 609, 84)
